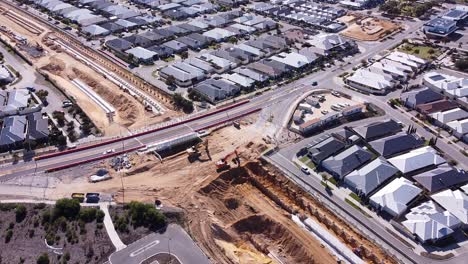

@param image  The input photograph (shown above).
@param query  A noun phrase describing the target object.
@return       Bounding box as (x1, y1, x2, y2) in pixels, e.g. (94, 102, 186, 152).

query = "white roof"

(203, 28, 235, 41)
(380, 59, 414, 73)
(126, 47, 157, 60)
(390, 51, 427, 65)
(198, 53, 236, 69)
(82, 25, 110, 36)
(447, 118, 468, 134)
(431, 108, 468, 123)
(388, 146, 446, 174)
(347, 68, 393, 91)
(221, 73, 255, 87)
(370, 178, 422, 216)
(229, 23, 257, 33)
(307, 33, 347, 51)
(236, 43, 264, 57)
(188, 20, 209, 29)
(370, 62, 408, 78)
(432, 189, 468, 224)
(270, 52, 315, 68)
(385, 51, 427, 69)
(424, 72, 468, 98)
(402, 200, 460, 242)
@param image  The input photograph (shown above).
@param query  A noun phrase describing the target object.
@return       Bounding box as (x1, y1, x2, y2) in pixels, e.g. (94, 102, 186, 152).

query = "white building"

(202, 28, 236, 42)
(370, 61, 409, 81)
(388, 146, 446, 174)
(270, 52, 316, 69)
(423, 72, 468, 98)
(402, 201, 461, 243)
(447, 118, 468, 139)
(431, 108, 468, 124)
(385, 51, 427, 72)
(432, 189, 468, 225)
(346, 68, 395, 94)
(370, 178, 422, 217)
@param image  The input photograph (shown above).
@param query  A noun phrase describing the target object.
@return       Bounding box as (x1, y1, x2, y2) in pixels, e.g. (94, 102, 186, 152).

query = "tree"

(57, 135, 67, 146)
(455, 58, 468, 72)
(179, 51, 189, 60)
(54, 198, 80, 220)
(379, 0, 400, 15)
(15, 205, 27, 223)
(165, 75, 175, 87)
(36, 253, 49, 264)
(228, 36, 238, 44)
(172, 93, 194, 113)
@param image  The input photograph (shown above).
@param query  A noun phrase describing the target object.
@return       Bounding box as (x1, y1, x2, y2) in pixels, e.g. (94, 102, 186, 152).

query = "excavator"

(215, 148, 240, 171)
(186, 139, 210, 162)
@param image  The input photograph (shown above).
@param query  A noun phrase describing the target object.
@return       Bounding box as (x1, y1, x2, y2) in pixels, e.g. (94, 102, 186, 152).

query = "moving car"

(301, 165, 310, 175)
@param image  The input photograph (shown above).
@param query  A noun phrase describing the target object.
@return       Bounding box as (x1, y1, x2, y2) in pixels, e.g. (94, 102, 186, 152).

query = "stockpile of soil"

(70, 68, 141, 126)
(40, 57, 65, 75)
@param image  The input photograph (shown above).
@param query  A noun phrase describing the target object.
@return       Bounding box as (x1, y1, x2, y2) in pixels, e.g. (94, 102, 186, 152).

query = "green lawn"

(321, 181, 334, 190)
(345, 198, 372, 218)
(349, 192, 362, 203)
(397, 44, 442, 61)
(298, 156, 316, 169)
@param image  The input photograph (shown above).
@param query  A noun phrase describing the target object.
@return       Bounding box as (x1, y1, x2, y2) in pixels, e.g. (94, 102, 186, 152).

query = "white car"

(301, 166, 310, 175)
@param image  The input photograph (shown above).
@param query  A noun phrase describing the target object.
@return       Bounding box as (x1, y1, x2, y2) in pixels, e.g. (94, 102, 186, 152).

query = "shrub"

(54, 199, 80, 220)
(79, 208, 97, 223)
(37, 253, 50, 264)
(15, 205, 27, 223)
(5, 229, 13, 243)
(96, 210, 105, 223)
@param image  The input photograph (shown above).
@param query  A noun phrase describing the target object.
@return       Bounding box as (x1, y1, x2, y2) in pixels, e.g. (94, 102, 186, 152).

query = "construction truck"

(187, 139, 210, 162)
(215, 149, 240, 171)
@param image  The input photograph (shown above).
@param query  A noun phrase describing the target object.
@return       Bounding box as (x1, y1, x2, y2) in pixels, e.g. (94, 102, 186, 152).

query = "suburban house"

(431, 108, 468, 125)
(423, 72, 468, 101)
(352, 119, 402, 142)
(26, 112, 49, 144)
(193, 78, 240, 103)
(306, 33, 357, 56)
(447, 118, 468, 142)
(416, 100, 458, 115)
(125, 47, 157, 64)
(413, 165, 468, 194)
(400, 88, 444, 109)
(0, 115, 27, 151)
(159, 62, 206, 87)
(345, 68, 395, 95)
(322, 145, 373, 179)
(388, 146, 446, 175)
(105, 38, 133, 56)
(370, 133, 424, 158)
(370, 177, 422, 217)
(344, 157, 399, 197)
(306, 136, 346, 164)
(402, 201, 461, 243)
(432, 189, 468, 225)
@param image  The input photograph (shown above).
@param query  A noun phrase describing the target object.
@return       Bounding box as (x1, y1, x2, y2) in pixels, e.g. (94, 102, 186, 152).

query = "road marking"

(130, 240, 160, 257)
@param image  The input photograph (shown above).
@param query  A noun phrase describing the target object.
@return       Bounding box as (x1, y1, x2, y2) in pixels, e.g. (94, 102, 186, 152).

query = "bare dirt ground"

(45, 117, 397, 264)
(340, 15, 401, 41)
(0, 5, 177, 136)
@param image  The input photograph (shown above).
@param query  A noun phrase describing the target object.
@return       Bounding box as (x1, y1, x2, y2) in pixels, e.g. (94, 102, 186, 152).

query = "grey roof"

(233, 67, 268, 82)
(262, 59, 292, 72)
(123, 34, 153, 47)
(322, 145, 373, 178)
(162, 40, 188, 52)
(106, 38, 133, 51)
(0, 115, 26, 146)
(345, 157, 399, 196)
(154, 28, 176, 38)
(353, 119, 402, 141)
(126, 16, 149, 26)
(211, 50, 241, 64)
(400, 88, 444, 108)
(177, 23, 203, 33)
(185, 58, 214, 73)
(307, 136, 346, 163)
(99, 22, 124, 33)
(82, 24, 110, 36)
(177, 36, 205, 49)
(194, 78, 240, 103)
(166, 25, 190, 35)
(27, 112, 49, 141)
(414, 165, 468, 193)
(138, 31, 165, 43)
(147, 45, 174, 58)
(225, 47, 257, 62)
(370, 133, 424, 158)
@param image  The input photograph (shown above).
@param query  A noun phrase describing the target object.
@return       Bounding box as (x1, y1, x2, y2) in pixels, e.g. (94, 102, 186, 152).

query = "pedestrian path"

(100, 203, 127, 251)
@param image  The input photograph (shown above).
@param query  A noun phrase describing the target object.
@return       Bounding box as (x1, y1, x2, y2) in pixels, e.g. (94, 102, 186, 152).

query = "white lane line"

(130, 240, 160, 257)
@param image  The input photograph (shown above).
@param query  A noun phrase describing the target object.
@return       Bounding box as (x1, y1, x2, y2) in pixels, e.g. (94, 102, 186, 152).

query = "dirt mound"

(40, 57, 65, 74)
(200, 167, 250, 194)
(224, 197, 240, 210)
(71, 67, 141, 126)
(231, 214, 315, 264)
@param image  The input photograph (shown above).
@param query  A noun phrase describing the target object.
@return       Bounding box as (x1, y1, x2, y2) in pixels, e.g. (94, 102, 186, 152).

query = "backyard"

(398, 43, 443, 60)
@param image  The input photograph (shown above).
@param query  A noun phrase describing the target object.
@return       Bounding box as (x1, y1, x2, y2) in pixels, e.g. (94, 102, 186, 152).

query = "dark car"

(311, 81, 318, 86)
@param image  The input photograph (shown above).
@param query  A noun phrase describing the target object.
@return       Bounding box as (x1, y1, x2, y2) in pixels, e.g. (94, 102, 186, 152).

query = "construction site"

(0, 3, 177, 136)
(18, 114, 397, 264)
(339, 15, 401, 41)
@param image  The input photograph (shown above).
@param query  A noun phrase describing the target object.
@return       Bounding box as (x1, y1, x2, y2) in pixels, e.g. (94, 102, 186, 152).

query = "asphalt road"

(109, 224, 210, 264)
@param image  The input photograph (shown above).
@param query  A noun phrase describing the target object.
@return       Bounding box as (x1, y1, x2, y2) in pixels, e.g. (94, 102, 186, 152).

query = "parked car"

(301, 165, 310, 175)
(311, 81, 318, 86)
(26, 87, 36, 92)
